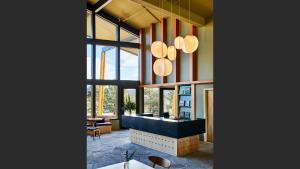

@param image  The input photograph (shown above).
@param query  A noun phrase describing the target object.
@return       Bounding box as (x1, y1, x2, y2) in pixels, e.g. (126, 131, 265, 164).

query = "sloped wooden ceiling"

(87, 0, 213, 28)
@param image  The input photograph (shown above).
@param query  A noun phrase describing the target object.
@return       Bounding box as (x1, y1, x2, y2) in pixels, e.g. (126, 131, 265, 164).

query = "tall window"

(95, 85, 118, 118)
(86, 10, 92, 38)
(120, 47, 139, 80)
(144, 88, 159, 116)
(86, 9, 140, 118)
(120, 28, 139, 43)
(96, 45, 117, 80)
(87, 44, 92, 79)
(87, 85, 93, 117)
(95, 15, 117, 41)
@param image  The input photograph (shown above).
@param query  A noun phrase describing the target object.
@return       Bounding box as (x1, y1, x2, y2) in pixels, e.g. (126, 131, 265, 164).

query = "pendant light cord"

(179, 0, 181, 21)
(189, 0, 191, 24)
(171, 0, 173, 44)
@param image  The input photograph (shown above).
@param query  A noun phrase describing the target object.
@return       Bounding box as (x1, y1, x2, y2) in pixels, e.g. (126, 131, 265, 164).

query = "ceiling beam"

(88, 0, 112, 12)
(129, 0, 205, 27)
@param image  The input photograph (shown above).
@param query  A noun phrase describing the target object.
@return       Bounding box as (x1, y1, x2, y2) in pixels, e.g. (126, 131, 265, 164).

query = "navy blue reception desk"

(121, 115, 205, 138)
(121, 115, 206, 156)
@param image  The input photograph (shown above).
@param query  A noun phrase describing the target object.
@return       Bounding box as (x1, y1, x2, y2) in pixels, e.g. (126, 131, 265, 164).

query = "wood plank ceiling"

(87, 0, 213, 29)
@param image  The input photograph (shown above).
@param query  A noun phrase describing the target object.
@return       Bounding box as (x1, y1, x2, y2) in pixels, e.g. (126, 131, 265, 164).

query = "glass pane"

(96, 45, 117, 80)
(163, 90, 175, 117)
(95, 15, 117, 41)
(120, 28, 139, 43)
(120, 47, 139, 80)
(124, 89, 136, 115)
(95, 85, 118, 118)
(86, 10, 92, 38)
(87, 85, 93, 117)
(87, 44, 92, 79)
(144, 88, 159, 117)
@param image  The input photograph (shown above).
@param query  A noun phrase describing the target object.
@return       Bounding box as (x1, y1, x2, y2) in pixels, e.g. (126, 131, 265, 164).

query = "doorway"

(161, 88, 175, 118)
(204, 88, 214, 143)
(120, 87, 139, 116)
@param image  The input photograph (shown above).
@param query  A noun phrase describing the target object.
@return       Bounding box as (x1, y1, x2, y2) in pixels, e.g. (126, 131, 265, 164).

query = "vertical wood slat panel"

(190, 84, 196, 120)
(174, 85, 179, 118)
(139, 28, 145, 85)
(174, 19, 180, 82)
(190, 24, 198, 81)
(161, 18, 167, 84)
(150, 23, 156, 84)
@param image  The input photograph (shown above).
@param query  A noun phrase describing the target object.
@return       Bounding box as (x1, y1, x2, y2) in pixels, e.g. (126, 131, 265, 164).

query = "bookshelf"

(178, 85, 192, 120)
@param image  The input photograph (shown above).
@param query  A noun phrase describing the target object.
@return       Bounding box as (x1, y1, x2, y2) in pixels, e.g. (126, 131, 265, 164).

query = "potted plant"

(124, 96, 136, 115)
(123, 149, 137, 169)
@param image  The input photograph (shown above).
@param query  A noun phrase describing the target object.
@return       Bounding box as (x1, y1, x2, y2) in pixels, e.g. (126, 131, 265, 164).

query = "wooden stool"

(87, 126, 100, 140)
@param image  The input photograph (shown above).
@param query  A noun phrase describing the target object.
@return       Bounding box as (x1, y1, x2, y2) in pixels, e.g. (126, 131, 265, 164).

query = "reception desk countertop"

(121, 115, 205, 139)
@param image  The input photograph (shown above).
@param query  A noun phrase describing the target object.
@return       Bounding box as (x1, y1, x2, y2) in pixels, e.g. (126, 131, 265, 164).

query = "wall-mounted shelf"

(139, 80, 213, 88)
(178, 94, 191, 96)
(178, 85, 192, 120)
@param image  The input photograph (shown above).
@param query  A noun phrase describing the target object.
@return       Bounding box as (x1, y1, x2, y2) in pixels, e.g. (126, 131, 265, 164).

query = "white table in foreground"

(97, 160, 154, 169)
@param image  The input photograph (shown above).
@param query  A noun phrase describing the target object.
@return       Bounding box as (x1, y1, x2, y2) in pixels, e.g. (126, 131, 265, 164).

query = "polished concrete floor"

(87, 130, 213, 169)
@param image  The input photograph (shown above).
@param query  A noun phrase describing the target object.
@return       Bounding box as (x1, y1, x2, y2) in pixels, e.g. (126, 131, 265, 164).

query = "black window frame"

(86, 8, 140, 120)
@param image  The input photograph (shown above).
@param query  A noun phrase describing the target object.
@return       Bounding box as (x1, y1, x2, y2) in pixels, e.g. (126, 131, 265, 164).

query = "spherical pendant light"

(182, 35, 198, 53)
(167, 46, 177, 61)
(151, 41, 168, 58)
(174, 36, 184, 49)
(153, 58, 173, 76)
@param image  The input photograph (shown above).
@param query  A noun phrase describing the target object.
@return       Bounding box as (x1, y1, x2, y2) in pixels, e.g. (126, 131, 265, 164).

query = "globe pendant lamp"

(153, 58, 173, 76)
(182, 0, 199, 54)
(151, 41, 168, 58)
(182, 35, 198, 53)
(167, 45, 176, 61)
(174, 0, 184, 50)
(174, 36, 184, 49)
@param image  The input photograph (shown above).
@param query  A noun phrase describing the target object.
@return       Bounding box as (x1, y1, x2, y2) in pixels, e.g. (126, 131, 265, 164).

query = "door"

(204, 89, 214, 143)
(120, 88, 138, 116)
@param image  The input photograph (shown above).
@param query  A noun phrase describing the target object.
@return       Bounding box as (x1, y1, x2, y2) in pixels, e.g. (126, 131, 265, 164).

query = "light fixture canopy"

(167, 46, 176, 61)
(174, 36, 184, 49)
(153, 58, 172, 76)
(151, 41, 168, 58)
(182, 35, 198, 53)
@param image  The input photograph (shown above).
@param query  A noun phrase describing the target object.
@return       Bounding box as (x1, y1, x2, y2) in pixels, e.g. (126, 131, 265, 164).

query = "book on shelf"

(179, 100, 185, 106)
(185, 87, 191, 95)
(185, 100, 190, 107)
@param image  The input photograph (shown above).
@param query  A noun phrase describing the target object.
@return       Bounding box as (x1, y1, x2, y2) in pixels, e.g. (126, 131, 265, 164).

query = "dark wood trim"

(190, 24, 198, 81)
(116, 24, 121, 80)
(117, 86, 123, 126)
(87, 3, 94, 11)
(139, 88, 144, 114)
(139, 29, 146, 85)
(159, 88, 164, 117)
(87, 80, 140, 86)
(91, 11, 96, 118)
(139, 80, 213, 88)
(161, 18, 167, 84)
(86, 39, 140, 48)
(150, 23, 156, 84)
(92, 84, 96, 118)
(174, 19, 180, 82)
